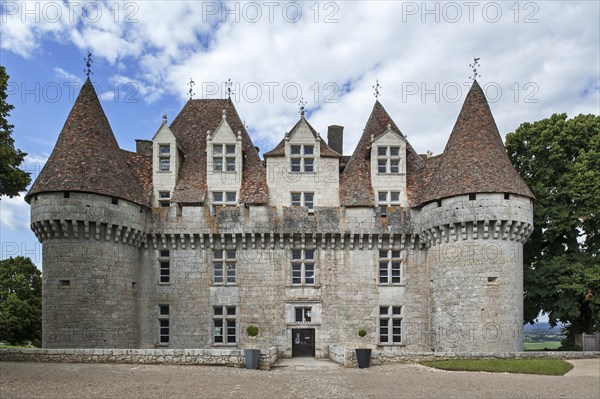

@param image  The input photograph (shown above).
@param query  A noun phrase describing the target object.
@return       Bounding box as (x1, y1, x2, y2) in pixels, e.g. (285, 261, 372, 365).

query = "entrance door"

(292, 328, 315, 357)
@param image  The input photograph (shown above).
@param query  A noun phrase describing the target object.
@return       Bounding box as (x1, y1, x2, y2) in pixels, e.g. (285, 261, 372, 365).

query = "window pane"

(292, 265, 302, 284)
(305, 264, 315, 284)
(213, 145, 223, 155)
(213, 158, 223, 172)
(159, 191, 170, 199)
(213, 192, 223, 202)
(378, 146, 387, 157)
(213, 263, 223, 283)
(304, 249, 314, 260)
(291, 158, 301, 172)
(378, 192, 387, 202)
(214, 307, 223, 316)
(295, 308, 303, 322)
(304, 146, 314, 155)
(304, 193, 314, 202)
(378, 159, 386, 173)
(391, 250, 401, 258)
(390, 160, 399, 173)
(159, 144, 170, 154)
(390, 192, 400, 202)
(379, 306, 388, 315)
(159, 305, 169, 316)
(392, 306, 402, 315)
(379, 250, 388, 258)
(291, 193, 301, 205)
(390, 146, 400, 156)
(227, 306, 236, 316)
(226, 192, 236, 203)
(160, 250, 169, 257)
(292, 249, 302, 259)
(304, 158, 314, 172)
(379, 206, 387, 216)
(226, 264, 236, 283)
(214, 250, 223, 259)
(291, 145, 301, 155)
(226, 250, 236, 259)
(160, 158, 170, 171)
(226, 158, 236, 171)
(226, 145, 236, 154)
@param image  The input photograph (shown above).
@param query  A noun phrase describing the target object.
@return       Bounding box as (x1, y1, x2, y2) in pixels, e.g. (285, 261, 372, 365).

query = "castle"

(26, 77, 534, 357)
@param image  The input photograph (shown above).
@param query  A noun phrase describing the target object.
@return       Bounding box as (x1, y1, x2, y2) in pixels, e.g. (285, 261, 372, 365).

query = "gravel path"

(1, 360, 598, 399)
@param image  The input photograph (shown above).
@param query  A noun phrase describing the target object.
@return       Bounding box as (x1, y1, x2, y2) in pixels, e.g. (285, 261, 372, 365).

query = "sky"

(1, 0, 599, 284)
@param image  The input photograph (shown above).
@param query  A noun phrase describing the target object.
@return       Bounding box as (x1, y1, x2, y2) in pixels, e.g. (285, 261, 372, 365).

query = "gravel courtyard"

(1, 359, 598, 399)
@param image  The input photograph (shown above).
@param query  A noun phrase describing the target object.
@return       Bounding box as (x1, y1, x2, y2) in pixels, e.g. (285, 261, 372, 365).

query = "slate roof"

(340, 101, 425, 207)
(26, 78, 150, 206)
(417, 81, 534, 205)
(169, 99, 268, 205)
(263, 116, 341, 158)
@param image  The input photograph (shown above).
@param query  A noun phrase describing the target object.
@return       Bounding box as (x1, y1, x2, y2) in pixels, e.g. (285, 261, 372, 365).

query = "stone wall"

(0, 348, 278, 369)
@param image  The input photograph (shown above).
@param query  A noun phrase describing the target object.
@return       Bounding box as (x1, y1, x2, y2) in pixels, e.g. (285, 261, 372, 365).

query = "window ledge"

(157, 282, 171, 286)
(377, 284, 406, 287)
(211, 343, 238, 347)
(210, 284, 239, 287)
(377, 343, 406, 348)
(286, 285, 321, 289)
(156, 170, 172, 173)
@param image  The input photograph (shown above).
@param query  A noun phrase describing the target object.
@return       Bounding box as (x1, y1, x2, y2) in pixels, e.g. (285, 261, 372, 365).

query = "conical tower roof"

(340, 100, 424, 206)
(26, 78, 148, 205)
(418, 80, 534, 205)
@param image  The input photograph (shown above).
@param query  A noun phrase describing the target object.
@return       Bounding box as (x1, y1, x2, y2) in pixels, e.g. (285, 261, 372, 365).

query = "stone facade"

(27, 78, 534, 357)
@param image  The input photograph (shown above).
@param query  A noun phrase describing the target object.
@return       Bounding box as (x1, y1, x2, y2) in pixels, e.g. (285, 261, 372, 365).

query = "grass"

(524, 341, 562, 351)
(420, 359, 574, 376)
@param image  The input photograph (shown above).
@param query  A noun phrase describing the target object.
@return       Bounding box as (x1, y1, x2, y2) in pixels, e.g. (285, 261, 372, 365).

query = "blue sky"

(1, 0, 599, 296)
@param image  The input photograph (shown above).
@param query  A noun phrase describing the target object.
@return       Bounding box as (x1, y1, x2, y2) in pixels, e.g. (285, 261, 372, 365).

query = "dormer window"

(212, 191, 237, 215)
(213, 144, 236, 172)
(377, 146, 401, 174)
(290, 145, 314, 173)
(158, 191, 170, 207)
(159, 144, 171, 155)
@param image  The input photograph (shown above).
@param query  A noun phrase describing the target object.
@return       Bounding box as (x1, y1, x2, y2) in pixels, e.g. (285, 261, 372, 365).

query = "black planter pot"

(244, 349, 261, 369)
(355, 348, 372, 368)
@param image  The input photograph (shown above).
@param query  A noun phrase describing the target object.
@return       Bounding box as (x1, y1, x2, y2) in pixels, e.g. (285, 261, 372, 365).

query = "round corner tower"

(418, 81, 535, 352)
(26, 78, 150, 348)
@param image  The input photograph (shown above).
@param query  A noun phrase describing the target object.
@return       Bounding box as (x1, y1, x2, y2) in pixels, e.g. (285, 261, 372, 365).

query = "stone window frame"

(291, 248, 316, 286)
(290, 144, 315, 173)
(379, 305, 403, 345)
(157, 304, 170, 346)
(378, 249, 402, 285)
(158, 143, 171, 172)
(211, 191, 237, 215)
(158, 249, 170, 285)
(212, 249, 237, 285)
(294, 306, 312, 323)
(290, 192, 315, 211)
(212, 143, 237, 172)
(213, 305, 237, 345)
(377, 191, 401, 216)
(377, 145, 401, 174)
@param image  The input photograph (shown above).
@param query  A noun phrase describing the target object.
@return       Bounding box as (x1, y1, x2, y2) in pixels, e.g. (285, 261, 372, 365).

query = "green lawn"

(523, 341, 562, 351)
(420, 359, 573, 376)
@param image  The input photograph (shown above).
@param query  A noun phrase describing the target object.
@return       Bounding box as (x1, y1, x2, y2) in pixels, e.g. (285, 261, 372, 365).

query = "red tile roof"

(169, 99, 268, 205)
(25, 78, 150, 206)
(418, 81, 534, 205)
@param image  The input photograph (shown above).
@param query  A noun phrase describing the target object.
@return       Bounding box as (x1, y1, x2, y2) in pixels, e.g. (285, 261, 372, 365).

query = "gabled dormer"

(264, 113, 341, 211)
(152, 115, 180, 207)
(370, 124, 409, 213)
(206, 109, 243, 214)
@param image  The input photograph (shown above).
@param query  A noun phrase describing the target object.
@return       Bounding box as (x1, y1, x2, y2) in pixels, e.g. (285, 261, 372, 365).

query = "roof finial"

(387, 123, 391, 130)
(298, 97, 306, 117)
(84, 51, 93, 77)
(162, 115, 167, 124)
(222, 109, 227, 120)
(469, 57, 481, 81)
(188, 78, 196, 100)
(225, 78, 234, 99)
(373, 79, 381, 99)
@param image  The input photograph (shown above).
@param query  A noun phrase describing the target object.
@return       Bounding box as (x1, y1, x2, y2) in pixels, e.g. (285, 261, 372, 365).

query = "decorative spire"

(187, 78, 195, 99)
(222, 109, 227, 120)
(162, 115, 167, 125)
(84, 51, 93, 77)
(469, 57, 481, 81)
(298, 97, 306, 117)
(225, 78, 235, 99)
(373, 80, 381, 99)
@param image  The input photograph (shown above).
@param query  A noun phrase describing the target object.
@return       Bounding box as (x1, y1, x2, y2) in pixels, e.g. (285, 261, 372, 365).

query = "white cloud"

(2, 0, 599, 156)
(54, 67, 82, 85)
(0, 194, 30, 231)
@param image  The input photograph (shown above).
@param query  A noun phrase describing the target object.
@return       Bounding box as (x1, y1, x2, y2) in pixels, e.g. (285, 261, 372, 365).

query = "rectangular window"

(379, 306, 402, 344)
(213, 250, 236, 284)
(213, 144, 236, 172)
(158, 249, 170, 284)
(159, 144, 171, 155)
(295, 306, 312, 323)
(291, 248, 315, 286)
(290, 144, 315, 173)
(159, 157, 170, 172)
(158, 304, 169, 345)
(377, 191, 401, 216)
(377, 146, 401, 174)
(226, 158, 236, 172)
(158, 191, 170, 207)
(379, 250, 402, 284)
(212, 191, 237, 215)
(290, 192, 315, 211)
(213, 157, 223, 172)
(213, 306, 237, 344)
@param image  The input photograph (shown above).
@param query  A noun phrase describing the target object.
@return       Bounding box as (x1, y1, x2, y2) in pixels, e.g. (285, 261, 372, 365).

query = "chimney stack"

(327, 125, 344, 155)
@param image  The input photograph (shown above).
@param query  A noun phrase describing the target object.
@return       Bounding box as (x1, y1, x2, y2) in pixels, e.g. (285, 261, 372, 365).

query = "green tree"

(0, 257, 42, 346)
(506, 113, 600, 340)
(0, 65, 30, 197)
